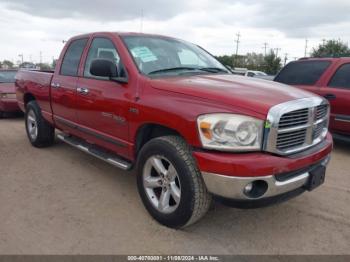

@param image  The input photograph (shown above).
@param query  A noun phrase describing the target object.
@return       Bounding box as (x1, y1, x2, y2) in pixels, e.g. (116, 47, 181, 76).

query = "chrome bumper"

(202, 155, 330, 200)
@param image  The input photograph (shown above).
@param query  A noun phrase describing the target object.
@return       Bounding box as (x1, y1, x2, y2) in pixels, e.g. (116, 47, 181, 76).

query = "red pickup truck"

(0, 69, 20, 117)
(16, 32, 333, 228)
(275, 58, 350, 141)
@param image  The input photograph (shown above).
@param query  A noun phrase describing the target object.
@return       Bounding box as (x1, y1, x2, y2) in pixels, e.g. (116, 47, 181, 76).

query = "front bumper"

(0, 99, 20, 112)
(193, 133, 333, 201)
(202, 155, 330, 200)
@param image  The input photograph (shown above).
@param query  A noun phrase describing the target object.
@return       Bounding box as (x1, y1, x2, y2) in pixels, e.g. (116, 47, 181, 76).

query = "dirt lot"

(0, 116, 349, 255)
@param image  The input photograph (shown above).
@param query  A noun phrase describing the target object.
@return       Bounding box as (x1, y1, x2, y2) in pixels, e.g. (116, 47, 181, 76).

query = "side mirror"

(90, 59, 118, 78)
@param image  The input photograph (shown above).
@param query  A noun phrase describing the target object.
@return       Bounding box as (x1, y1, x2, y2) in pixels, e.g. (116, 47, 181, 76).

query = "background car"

(0, 69, 20, 117)
(274, 57, 350, 141)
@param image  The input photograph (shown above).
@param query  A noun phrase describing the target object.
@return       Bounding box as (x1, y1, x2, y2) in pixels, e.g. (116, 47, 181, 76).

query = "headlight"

(0, 93, 16, 99)
(197, 114, 264, 151)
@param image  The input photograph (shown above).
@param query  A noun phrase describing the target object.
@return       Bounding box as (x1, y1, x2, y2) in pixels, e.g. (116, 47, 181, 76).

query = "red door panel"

(51, 75, 78, 126)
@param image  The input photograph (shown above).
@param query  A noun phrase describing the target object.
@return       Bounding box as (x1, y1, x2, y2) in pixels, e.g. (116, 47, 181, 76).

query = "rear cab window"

(275, 60, 331, 85)
(60, 38, 88, 76)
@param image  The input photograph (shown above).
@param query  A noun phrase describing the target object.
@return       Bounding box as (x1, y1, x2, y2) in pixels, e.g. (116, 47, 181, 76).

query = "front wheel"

(25, 100, 55, 148)
(137, 136, 211, 228)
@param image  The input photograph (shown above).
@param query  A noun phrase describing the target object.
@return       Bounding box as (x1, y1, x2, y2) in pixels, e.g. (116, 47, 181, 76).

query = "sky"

(0, 0, 350, 65)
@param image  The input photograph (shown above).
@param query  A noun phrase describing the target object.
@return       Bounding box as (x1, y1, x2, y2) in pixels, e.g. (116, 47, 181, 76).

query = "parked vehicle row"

(0, 69, 21, 117)
(14, 32, 333, 228)
(274, 58, 350, 141)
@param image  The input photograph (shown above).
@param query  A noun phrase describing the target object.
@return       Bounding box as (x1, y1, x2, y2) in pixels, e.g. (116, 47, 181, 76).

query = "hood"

(0, 83, 16, 94)
(150, 74, 315, 116)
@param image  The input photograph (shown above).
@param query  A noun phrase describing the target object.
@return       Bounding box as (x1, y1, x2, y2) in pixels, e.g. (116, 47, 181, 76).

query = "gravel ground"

(0, 116, 349, 255)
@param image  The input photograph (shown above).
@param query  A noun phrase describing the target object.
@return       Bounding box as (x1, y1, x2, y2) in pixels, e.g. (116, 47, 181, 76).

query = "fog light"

(244, 183, 253, 194)
(243, 180, 268, 199)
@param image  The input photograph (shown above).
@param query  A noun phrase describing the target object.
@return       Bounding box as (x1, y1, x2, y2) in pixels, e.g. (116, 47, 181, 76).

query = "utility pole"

(39, 51, 42, 64)
(235, 32, 241, 56)
(274, 48, 281, 57)
(304, 38, 308, 57)
(262, 42, 268, 56)
(18, 54, 23, 64)
(284, 53, 288, 66)
(234, 32, 241, 67)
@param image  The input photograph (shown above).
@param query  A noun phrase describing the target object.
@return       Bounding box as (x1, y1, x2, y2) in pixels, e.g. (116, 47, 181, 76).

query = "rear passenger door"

(318, 63, 350, 134)
(51, 38, 88, 130)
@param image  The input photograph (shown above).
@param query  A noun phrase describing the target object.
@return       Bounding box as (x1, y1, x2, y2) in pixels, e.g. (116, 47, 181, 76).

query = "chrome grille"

(278, 108, 309, 128)
(316, 104, 328, 120)
(276, 129, 307, 150)
(264, 97, 329, 155)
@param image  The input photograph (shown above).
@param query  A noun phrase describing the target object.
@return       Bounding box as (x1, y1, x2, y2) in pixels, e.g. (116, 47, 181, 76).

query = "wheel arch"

(134, 123, 184, 158)
(23, 93, 36, 107)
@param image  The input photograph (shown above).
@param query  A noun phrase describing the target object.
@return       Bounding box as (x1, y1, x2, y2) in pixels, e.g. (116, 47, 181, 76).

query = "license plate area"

(304, 165, 326, 191)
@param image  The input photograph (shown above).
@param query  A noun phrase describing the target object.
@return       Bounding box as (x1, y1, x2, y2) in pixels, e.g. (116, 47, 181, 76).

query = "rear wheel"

(137, 136, 211, 228)
(25, 100, 55, 147)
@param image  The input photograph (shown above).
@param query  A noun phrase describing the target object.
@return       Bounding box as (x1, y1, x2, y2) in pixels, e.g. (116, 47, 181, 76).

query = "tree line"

(215, 39, 350, 75)
(0, 60, 54, 70)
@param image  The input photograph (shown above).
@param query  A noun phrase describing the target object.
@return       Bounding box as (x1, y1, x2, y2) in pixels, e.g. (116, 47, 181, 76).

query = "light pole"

(18, 54, 24, 64)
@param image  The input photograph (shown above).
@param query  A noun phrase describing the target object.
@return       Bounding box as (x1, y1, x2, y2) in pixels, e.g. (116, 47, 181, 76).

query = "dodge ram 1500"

(16, 32, 333, 228)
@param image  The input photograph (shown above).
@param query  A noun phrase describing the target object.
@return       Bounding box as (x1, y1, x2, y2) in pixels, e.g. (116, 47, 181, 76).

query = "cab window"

(84, 37, 125, 79)
(328, 63, 350, 89)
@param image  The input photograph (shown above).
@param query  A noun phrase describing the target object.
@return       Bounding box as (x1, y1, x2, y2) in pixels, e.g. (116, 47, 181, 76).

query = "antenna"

(140, 9, 144, 32)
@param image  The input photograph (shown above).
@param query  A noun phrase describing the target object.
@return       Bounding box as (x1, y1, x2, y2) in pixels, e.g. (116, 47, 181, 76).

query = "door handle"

(51, 82, 61, 88)
(323, 93, 336, 100)
(77, 87, 89, 95)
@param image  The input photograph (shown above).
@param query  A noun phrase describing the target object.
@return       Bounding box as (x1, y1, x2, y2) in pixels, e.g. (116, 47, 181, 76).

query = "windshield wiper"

(148, 67, 199, 75)
(198, 67, 229, 73)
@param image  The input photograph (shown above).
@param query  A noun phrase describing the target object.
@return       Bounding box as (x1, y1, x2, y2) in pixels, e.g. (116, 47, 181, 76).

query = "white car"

(245, 70, 267, 77)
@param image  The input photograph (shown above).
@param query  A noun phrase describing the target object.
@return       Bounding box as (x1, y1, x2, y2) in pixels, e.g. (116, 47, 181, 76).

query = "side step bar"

(57, 133, 132, 170)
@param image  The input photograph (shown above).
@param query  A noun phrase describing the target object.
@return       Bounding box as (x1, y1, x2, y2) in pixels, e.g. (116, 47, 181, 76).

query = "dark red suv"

(275, 58, 350, 141)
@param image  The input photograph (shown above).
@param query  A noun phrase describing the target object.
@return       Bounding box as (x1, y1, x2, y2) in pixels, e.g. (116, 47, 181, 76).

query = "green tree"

(36, 63, 52, 70)
(245, 52, 265, 70)
(215, 55, 233, 68)
(263, 50, 282, 75)
(311, 39, 350, 57)
(51, 59, 57, 69)
(2, 60, 14, 69)
(0, 61, 2, 68)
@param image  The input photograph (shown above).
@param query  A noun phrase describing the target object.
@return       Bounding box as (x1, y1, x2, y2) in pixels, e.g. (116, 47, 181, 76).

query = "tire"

(137, 135, 212, 228)
(25, 100, 55, 148)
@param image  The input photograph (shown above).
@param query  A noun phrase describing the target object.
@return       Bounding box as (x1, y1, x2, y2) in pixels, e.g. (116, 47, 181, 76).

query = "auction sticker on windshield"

(131, 46, 158, 62)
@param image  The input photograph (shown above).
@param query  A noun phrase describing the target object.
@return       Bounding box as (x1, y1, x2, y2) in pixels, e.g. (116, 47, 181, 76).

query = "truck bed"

(16, 69, 54, 122)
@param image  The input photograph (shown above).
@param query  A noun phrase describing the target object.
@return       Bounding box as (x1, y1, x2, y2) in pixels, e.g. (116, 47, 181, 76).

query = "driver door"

(76, 37, 130, 153)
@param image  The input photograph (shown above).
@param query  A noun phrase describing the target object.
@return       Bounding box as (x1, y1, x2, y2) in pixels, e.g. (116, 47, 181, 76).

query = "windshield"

(122, 35, 229, 76)
(0, 71, 17, 83)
